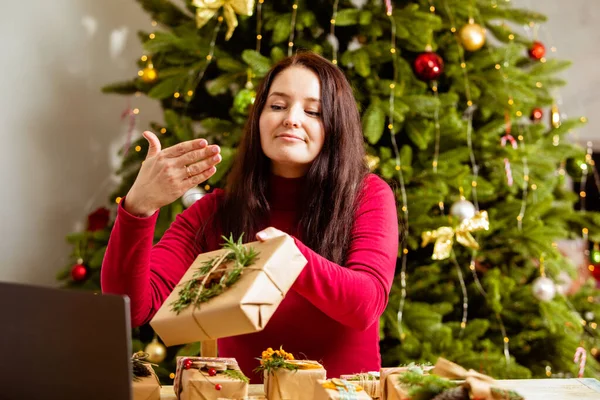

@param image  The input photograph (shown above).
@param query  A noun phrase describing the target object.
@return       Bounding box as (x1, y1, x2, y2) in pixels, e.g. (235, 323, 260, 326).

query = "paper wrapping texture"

(178, 370, 249, 400)
(150, 235, 307, 346)
(132, 368, 161, 400)
(340, 373, 379, 399)
(380, 367, 434, 400)
(314, 379, 372, 400)
(175, 357, 248, 400)
(264, 361, 327, 400)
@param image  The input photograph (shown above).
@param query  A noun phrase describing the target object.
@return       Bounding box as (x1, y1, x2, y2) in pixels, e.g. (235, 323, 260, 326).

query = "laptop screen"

(0, 281, 132, 400)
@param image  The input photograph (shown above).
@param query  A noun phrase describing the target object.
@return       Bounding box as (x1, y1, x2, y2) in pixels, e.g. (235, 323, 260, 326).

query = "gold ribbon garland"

(421, 211, 489, 260)
(192, 0, 254, 40)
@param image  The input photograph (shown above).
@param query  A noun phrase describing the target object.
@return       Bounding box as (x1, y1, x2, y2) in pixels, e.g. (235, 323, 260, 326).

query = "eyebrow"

(268, 91, 321, 103)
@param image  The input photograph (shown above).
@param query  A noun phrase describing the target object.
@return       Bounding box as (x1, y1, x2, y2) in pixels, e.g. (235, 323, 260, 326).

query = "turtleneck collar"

(268, 173, 307, 211)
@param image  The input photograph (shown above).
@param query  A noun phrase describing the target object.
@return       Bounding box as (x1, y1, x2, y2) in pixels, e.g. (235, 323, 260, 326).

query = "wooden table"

(159, 379, 600, 399)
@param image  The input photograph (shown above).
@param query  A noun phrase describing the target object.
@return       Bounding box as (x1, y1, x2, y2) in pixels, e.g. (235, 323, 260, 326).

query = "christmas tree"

(57, 0, 600, 380)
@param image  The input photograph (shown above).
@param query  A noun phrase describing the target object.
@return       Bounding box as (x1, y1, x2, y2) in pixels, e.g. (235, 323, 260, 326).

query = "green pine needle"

(170, 233, 259, 314)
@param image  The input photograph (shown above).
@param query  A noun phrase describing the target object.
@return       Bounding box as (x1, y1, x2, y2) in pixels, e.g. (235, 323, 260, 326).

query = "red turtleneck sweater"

(101, 174, 398, 381)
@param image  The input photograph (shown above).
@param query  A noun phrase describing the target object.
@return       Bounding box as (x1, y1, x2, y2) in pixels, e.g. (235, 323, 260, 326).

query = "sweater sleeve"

(291, 174, 398, 331)
(101, 192, 221, 327)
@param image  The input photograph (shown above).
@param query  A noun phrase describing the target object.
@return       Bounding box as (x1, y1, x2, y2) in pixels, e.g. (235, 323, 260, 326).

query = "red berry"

(208, 368, 217, 376)
(215, 384, 222, 391)
(183, 359, 193, 370)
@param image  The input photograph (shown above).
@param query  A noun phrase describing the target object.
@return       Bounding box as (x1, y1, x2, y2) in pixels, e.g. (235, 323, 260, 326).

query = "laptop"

(0, 281, 133, 400)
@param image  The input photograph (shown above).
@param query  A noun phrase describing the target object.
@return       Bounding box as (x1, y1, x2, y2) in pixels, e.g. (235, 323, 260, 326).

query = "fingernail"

(212, 146, 220, 154)
(213, 155, 221, 162)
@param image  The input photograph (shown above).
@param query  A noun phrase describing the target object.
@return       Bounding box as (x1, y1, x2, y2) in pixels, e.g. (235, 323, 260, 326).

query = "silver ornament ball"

(532, 276, 556, 302)
(182, 186, 206, 208)
(450, 199, 476, 222)
(585, 311, 595, 321)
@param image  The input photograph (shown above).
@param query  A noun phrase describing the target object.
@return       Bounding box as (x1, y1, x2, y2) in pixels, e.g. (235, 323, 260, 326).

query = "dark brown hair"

(219, 51, 368, 264)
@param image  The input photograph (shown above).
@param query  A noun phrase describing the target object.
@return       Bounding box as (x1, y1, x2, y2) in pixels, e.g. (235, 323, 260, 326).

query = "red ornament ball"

(414, 52, 444, 81)
(183, 359, 194, 370)
(215, 384, 222, 391)
(591, 264, 600, 282)
(531, 107, 544, 122)
(528, 41, 545, 60)
(208, 368, 217, 377)
(70, 263, 88, 282)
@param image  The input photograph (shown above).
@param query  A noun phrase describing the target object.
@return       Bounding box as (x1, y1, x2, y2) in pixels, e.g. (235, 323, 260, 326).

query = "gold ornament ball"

(144, 337, 167, 363)
(141, 66, 158, 83)
(458, 23, 486, 52)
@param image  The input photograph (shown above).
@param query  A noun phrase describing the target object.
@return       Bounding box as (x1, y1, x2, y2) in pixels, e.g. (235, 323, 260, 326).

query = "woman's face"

(259, 66, 325, 178)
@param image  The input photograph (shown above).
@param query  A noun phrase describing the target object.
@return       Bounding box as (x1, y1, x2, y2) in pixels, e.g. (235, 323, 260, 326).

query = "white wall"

(0, 0, 161, 285)
(0, 1, 598, 285)
(512, 0, 600, 146)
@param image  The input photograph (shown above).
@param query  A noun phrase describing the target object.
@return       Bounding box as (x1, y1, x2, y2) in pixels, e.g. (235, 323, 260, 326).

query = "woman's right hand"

(123, 131, 222, 217)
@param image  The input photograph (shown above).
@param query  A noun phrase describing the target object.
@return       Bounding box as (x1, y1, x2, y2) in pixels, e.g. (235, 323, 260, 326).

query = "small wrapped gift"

(380, 365, 433, 400)
(340, 372, 380, 399)
(257, 347, 327, 400)
(314, 379, 372, 400)
(173, 357, 249, 400)
(131, 352, 161, 400)
(430, 358, 523, 400)
(151, 235, 307, 346)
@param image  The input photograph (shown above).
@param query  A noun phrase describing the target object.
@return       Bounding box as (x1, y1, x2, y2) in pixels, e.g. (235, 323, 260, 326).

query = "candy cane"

(501, 134, 518, 187)
(384, 0, 392, 14)
(574, 347, 587, 378)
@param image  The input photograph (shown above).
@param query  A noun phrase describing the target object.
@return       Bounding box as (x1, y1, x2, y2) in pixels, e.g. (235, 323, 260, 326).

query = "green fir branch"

(170, 234, 259, 314)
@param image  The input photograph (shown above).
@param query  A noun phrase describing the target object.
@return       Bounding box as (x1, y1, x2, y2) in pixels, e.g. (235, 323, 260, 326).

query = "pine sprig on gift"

(431, 387, 469, 400)
(398, 372, 458, 400)
(254, 347, 299, 375)
(491, 387, 524, 400)
(222, 369, 250, 383)
(170, 234, 259, 314)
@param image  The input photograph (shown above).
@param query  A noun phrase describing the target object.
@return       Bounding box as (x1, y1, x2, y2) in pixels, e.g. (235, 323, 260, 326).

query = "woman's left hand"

(256, 227, 288, 242)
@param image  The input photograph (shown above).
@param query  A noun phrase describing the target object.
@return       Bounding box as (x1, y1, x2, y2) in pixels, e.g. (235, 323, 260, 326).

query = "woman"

(102, 52, 398, 380)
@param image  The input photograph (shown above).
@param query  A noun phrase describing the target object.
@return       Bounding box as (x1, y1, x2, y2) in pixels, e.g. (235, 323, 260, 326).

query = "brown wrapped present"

(257, 347, 326, 400)
(132, 353, 161, 400)
(150, 235, 307, 346)
(380, 366, 434, 400)
(174, 357, 249, 400)
(314, 379, 372, 400)
(340, 373, 380, 399)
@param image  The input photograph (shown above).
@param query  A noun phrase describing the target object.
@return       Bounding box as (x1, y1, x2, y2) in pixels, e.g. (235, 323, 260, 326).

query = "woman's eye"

(306, 110, 321, 117)
(270, 105, 285, 110)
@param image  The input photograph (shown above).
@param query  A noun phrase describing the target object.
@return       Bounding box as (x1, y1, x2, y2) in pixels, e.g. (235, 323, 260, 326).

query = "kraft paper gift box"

(314, 379, 372, 400)
(132, 353, 161, 400)
(150, 235, 307, 346)
(339, 373, 380, 399)
(264, 360, 327, 400)
(173, 357, 249, 400)
(380, 366, 434, 400)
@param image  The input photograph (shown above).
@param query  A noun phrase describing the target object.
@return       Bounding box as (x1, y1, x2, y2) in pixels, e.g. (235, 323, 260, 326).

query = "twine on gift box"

(188, 251, 285, 339)
(351, 374, 378, 398)
(174, 357, 247, 397)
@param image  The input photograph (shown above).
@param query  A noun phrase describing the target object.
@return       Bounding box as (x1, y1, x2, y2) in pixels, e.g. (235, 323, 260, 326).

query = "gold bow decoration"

(192, 0, 255, 40)
(432, 358, 522, 400)
(421, 211, 489, 260)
